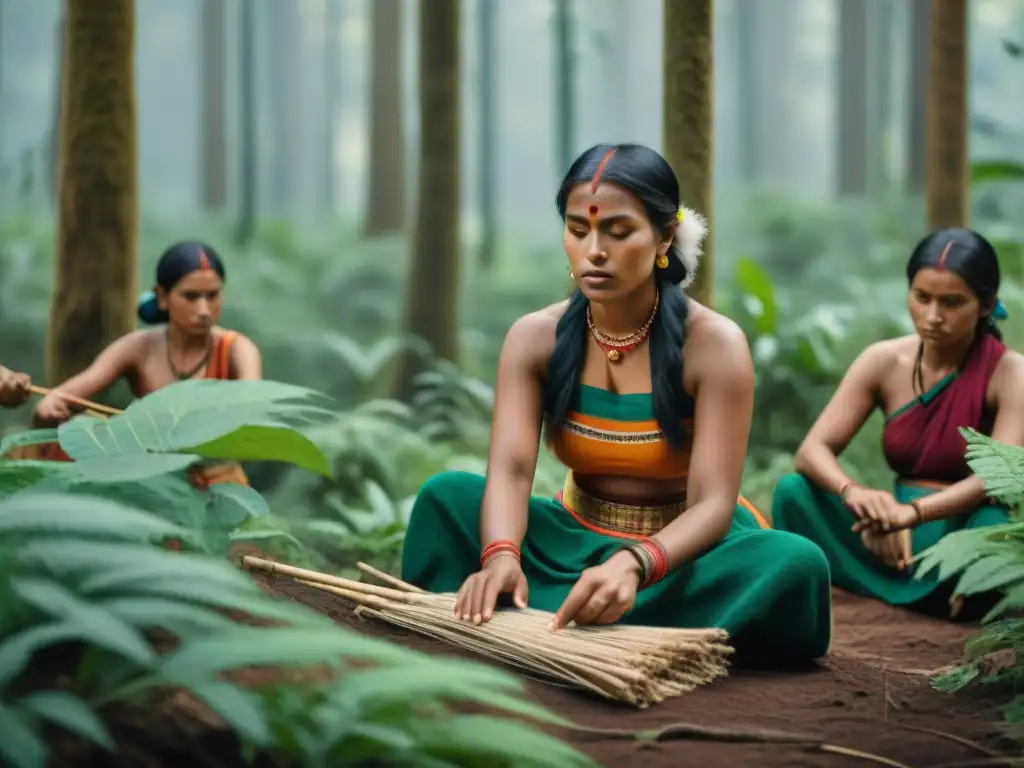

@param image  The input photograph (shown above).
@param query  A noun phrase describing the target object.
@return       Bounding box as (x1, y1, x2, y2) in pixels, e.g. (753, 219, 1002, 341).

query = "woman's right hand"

(453, 554, 529, 625)
(842, 484, 898, 528)
(34, 394, 71, 424)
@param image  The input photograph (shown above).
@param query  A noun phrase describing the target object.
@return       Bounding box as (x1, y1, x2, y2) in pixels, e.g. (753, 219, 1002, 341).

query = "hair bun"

(136, 290, 168, 325)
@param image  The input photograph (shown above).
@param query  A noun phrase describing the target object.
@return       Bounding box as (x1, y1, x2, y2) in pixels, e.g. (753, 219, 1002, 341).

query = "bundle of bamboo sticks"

(241, 555, 732, 708)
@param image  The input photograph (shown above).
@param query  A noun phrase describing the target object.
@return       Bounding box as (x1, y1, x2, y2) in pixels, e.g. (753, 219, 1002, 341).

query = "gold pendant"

(607, 349, 621, 362)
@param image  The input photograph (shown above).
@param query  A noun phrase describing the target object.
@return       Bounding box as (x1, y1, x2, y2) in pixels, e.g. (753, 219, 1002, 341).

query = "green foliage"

(0, 379, 336, 556)
(913, 430, 1024, 729)
(0, 488, 597, 768)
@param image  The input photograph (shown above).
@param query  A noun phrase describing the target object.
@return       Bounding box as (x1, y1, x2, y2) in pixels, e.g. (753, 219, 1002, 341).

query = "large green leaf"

(412, 714, 599, 768)
(184, 424, 331, 477)
(67, 455, 201, 483)
(961, 428, 1024, 507)
(17, 691, 114, 752)
(955, 556, 1024, 597)
(0, 461, 79, 499)
(97, 597, 239, 636)
(156, 627, 422, 682)
(55, 380, 335, 473)
(9, 577, 156, 667)
(0, 702, 46, 768)
(0, 429, 60, 456)
(0, 622, 91, 687)
(186, 682, 271, 746)
(341, 663, 570, 727)
(0, 492, 184, 542)
(733, 257, 778, 335)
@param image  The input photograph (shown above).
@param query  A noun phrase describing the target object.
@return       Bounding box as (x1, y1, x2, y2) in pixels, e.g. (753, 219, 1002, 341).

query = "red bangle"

(481, 539, 520, 567)
(638, 538, 669, 587)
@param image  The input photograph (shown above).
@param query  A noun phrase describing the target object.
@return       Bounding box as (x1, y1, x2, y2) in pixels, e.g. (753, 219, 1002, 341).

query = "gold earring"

(655, 254, 669, 269)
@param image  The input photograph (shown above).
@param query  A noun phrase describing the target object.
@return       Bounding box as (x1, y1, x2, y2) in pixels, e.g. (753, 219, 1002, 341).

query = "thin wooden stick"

(242, 556, 432, 604)
(356, 561, 426, 593)
(28, 384, 122, 416)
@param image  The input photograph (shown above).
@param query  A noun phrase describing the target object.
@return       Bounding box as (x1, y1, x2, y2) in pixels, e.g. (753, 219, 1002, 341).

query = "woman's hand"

(0, 367, 30, 408)
(549, 550, 641, 631)
(860, 527, 912, 571)
(843, 485, 900, 527)
(851, 502, 919, 534)
(453, 554, 528, 625)
(34, 394, 70, 424)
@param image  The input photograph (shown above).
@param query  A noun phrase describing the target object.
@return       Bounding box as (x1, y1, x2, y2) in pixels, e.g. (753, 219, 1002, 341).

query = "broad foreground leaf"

(17, 690, 115, 751)
(0, 492, 184, 542)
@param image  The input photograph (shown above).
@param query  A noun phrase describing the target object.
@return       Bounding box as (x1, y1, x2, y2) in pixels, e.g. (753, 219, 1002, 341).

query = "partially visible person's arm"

(33, 333, 143, 424)
(477, 313, 550, 550)
(230, 335, 263, 380)
(793, 343, 888, 495)
(654, 317, 754, 566)
(0, 364, 31, 408)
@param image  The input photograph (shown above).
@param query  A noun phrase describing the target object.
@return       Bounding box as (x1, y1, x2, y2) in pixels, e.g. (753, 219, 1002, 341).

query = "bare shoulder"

(848, 335, 911, 378)
(994, 347, 1024, 388)
(115, 329, 157, 357)
(503, 301, 566, 369)
(225, 330, 260, 353)
(685, 303, 752, 376)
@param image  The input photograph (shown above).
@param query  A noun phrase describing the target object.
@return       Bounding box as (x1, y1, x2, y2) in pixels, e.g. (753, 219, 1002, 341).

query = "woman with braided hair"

(401, 144, 832, 660)
(772, 228, 1024, 618)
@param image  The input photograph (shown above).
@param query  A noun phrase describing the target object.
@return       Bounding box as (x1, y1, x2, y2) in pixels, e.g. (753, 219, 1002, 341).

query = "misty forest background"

(1, 0, 1023, 576)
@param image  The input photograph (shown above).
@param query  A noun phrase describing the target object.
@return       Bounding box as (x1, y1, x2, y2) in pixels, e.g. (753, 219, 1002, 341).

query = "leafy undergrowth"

(913, 429, 1024, 738)
(0, 488, 597, 767)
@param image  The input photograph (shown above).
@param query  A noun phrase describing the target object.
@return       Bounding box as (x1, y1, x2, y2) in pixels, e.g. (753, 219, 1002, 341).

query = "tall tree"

(478, 0, 498, 269)
(234, 0, 256, 246)
(268, 1, 303, 213)
(322, 0, 342, 210)
(905, 0, 929, 194)
(836, 0, 870, 197)
(364, 0, 406, 236)
(925, 0, 968, 229)
(662, 0, 714, 306)
(200, 0, 228, 211)
(48, 0, 138, 386)
(394, 0, 461, 401)
(553, 0, 575, 176)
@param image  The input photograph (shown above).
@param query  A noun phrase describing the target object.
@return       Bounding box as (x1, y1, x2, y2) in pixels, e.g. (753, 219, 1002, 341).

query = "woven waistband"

(560, 471, 686, 537)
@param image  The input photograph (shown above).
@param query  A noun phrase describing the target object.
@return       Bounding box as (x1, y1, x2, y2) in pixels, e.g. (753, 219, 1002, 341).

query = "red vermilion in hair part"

(590, 148, 617, 194)
(936, 240, 953, 271)
(198, 247, 211, 271)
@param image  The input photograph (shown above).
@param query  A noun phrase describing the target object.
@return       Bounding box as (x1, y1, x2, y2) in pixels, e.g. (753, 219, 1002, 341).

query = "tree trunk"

(478, 0, 498, 270)
(662, 0, 714, 307)
(925, 0, 968, 229)
(234, 0, 256, 246)
(553, 0, 575, 177)
(268, 1, 303, 213)
(322, 0, 342, 211)
(905, 0, 929, 194)
(364, 0, 405, 236)
(200, 0, 228, 211)
(394, 0, 461, 401)
(836, 0, 870, 197)
(48, 0, 138, 386)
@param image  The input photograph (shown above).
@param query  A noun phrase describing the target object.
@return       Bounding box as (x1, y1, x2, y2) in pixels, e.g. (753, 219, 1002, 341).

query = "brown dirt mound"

(259, 575, 1016, 768)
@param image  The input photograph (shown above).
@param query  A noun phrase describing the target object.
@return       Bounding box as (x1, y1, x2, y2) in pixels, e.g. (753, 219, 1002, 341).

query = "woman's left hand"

(852, 503, 919, 533)
(549, 551, 641, 630)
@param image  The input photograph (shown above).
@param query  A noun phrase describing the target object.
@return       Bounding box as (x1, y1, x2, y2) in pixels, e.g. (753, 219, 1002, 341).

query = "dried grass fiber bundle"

(241, 556, 732, 708)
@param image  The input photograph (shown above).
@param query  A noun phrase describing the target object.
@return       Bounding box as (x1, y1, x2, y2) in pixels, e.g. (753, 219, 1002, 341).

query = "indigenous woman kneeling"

(402, 144, 832, 660)
(772, 229, 1024, 617)
(32, 241, 262, 487)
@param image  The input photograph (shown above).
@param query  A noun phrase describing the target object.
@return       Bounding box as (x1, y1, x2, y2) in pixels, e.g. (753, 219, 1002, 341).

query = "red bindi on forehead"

(589, 205, 598, 216)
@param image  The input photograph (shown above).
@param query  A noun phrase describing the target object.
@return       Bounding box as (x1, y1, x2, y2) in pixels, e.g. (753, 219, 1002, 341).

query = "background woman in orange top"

(400, 144, 832, 661)
(32, 241, 261, 482)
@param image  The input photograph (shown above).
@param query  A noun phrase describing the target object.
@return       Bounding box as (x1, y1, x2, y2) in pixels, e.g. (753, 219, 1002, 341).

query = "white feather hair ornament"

(675, 206, 708, 289)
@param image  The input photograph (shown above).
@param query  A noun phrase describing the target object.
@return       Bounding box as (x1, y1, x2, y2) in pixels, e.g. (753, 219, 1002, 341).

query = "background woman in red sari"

(31, 241, 262, 486)
(772, 228, 1024, 618)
